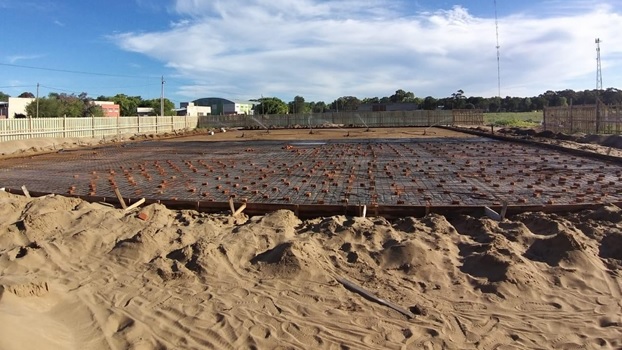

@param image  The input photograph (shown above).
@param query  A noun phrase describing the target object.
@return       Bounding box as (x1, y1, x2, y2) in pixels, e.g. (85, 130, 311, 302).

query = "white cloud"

(111, 0, 622, 102)
(6, 54, 45, 64)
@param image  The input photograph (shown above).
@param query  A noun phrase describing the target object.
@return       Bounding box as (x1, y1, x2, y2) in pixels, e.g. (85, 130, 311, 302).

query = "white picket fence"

(0, 116, 199, 142)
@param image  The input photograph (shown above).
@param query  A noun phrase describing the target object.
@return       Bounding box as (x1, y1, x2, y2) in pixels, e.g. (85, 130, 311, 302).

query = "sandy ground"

(1, 127, 622, 349)
(0, 127, 470, 158)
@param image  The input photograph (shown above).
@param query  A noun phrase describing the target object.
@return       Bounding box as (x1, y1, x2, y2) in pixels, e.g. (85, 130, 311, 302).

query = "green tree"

(601, 88, 622, 105)
(310, 101, 328, 113)
(0, 91, 9, 102)
(19, 92, 35, 98)
(289, 95, 309, 114)
(362, 97, 380, 104)
(389, 89, 416, 103)
(110, 94, 142, 116)
(451, 89, 466, 109)
(25, 98, 59, 117)
(331, 96, 360, 111)
(421, 96, 438, 110)
(25, 92, 104, 118)
(253, 97, 288, 115)
(142, 98, 175, 115)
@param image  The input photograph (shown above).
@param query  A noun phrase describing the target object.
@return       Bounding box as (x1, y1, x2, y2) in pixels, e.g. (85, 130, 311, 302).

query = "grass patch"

(484, 112, 543, 127)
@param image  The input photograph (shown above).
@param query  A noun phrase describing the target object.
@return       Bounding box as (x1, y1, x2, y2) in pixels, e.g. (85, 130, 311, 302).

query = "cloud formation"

(112, 0, 622, 102)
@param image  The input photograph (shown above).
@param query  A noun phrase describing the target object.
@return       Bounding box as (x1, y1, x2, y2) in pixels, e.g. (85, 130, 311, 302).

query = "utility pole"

(160, 76, 165, 116)
(494, 0, 502, 110)
(36, 83, 39, 118)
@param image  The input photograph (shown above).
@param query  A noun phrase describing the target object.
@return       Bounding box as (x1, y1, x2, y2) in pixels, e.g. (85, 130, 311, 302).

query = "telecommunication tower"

(494, 0, 501, 101)
(596, 38, 603, 90)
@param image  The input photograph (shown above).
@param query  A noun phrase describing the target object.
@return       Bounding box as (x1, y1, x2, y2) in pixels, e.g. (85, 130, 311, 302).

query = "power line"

(0, 62, 160, 80)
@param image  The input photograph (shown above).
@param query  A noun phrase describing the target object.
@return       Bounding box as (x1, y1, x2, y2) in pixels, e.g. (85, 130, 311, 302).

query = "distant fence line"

(0, 116, 199, 143)
(544, 102, 622, 134)
(198, 110, 484, 129)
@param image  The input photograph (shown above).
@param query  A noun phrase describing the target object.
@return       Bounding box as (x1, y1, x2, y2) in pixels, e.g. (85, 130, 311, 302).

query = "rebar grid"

(1, 137, 621, 207)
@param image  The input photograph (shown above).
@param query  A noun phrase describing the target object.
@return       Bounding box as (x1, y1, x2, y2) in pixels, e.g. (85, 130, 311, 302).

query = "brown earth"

(1, 127, 622, 349)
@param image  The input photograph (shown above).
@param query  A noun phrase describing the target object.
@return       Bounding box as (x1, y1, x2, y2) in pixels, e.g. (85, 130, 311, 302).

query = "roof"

(193, 97, 256, 106)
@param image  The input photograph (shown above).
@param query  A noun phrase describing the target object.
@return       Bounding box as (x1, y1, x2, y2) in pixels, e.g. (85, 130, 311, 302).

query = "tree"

(601, 88, 622, 105)
(421, 96, 438, 110)
(253, 97, 288, 115)
(450, 89, 466, 109)
(25, 97, 59, 117)
(289, 95, 309, 114)
(19, 92, 35, 98)
(24, 92, 104, 118)
(331, 96, 360, 111)
(110, 94, 141, 116)
(310, 101, 328, 113)
(0, 91, 9, 102)
(142, 98, 175, 115)
(389, 89, 416, 103)
(362, 97, 380, 104)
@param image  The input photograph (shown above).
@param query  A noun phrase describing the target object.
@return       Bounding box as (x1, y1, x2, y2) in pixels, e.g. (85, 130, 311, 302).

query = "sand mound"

(582, 204, 622, 223)
(599, 232, 622, 262)
(513, 212, 569, 236)
(2, 192, 622, 349)
(524, 230, 588, 266)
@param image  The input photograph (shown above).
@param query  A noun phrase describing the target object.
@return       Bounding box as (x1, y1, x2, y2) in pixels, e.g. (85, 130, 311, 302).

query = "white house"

(178, 102, 211, 117)
(7, 97, 35, 118)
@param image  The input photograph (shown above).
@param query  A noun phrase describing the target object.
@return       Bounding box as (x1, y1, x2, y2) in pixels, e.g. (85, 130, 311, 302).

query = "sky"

(1, 0, 621, 106)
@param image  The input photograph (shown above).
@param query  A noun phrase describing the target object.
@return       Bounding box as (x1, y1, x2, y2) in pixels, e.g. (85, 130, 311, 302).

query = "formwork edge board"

(4, 188, 619, 218)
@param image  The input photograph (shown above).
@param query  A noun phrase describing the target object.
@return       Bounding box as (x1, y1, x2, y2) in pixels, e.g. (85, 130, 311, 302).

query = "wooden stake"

(21, 185, 31, 198)
(113, 187, 127, 209)
(125, 198, 146, 212)
(500, 201, 508, 220)
(361, 205, 367, 218)
(233, 203, 247, 216)
(228, 197, 235, 215)
(336, 276, 415, 319)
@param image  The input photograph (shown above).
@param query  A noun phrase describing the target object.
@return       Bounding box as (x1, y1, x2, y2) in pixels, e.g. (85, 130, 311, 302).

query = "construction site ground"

(0, 127, 621, 216)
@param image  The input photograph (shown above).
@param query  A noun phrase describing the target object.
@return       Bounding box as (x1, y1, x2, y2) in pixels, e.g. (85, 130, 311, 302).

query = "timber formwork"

(1, 136, 621, 217)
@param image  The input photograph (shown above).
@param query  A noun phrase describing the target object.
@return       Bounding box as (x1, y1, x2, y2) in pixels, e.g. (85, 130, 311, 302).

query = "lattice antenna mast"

(596, 38, 603, 90)
(494, 0, 501, 102)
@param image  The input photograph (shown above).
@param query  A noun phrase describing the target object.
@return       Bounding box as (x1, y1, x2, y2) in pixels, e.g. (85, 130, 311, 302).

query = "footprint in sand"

(515, 301, 563, 312)
(280, 321, 323, 346)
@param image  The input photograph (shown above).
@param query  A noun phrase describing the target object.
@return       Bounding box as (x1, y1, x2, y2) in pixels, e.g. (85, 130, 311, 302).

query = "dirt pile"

(1, 191, 621, 349)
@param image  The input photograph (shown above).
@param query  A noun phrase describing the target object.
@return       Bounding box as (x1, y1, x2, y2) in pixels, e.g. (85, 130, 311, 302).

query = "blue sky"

(1, 0, 621, 106)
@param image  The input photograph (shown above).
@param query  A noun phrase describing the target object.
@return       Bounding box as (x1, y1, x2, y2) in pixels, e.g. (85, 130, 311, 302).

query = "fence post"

(28, 117, 33, 139)
(137, 116, 140, 134)
(569, 99, 573, 133)
(171, 114, 174, 132)
(116, 116, 120, 137)
(91, 114, 95, 138)
(596, 100, 601, 134)
(63, 114, 67, 138)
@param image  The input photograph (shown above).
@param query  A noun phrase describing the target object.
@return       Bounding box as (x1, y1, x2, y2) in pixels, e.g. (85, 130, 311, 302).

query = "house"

(191, 97, 255, 115)
(178, 102, 212, 117)
(93, 101, 121, 117)
(0, 102, 7, 119)
(137, 107, 154, 116)
(7, 97, 35, 118)
(357, 102, 419, 112)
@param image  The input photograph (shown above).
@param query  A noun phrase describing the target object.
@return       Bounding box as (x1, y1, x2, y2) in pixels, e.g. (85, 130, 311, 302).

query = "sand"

(1, 128, 622, 349)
